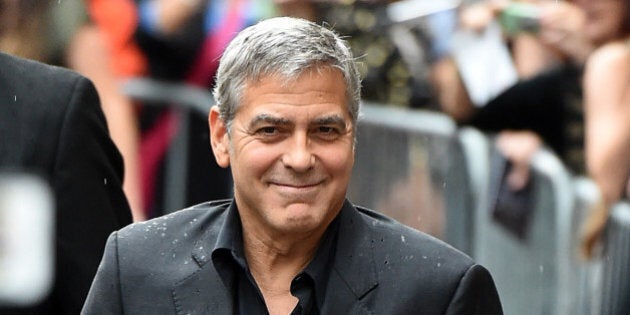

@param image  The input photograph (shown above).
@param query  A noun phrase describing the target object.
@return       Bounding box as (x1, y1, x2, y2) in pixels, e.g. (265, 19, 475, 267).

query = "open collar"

(171, 199, 379, 314)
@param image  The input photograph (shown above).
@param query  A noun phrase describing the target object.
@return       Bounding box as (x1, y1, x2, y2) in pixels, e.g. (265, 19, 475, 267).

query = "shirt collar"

(213, 201, 246, 268)
(212, 200, 340, 309)
(301, 215, 339, 308)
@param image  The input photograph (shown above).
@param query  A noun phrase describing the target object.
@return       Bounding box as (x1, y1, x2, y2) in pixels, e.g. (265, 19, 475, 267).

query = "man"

(0, 52, 133, 313)
(82, 17, 503, 314)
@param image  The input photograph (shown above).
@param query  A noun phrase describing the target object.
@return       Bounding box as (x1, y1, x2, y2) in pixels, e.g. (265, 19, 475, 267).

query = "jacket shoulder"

(355, 205, 474, 265)
(0, 52, 84, 88)
(115, 200, 230, 260)
(118, 200, 231, 242)
(349, 205, 486, 312)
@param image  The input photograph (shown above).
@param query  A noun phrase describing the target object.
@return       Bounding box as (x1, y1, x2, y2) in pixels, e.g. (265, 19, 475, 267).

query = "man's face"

(209, 68, 355, 236)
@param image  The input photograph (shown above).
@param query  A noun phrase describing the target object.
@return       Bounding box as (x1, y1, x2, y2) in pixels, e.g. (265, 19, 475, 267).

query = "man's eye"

(251, 126, 287, 142)
(259, 127, 277, 134)
(318, 126, 335, 134)
(314, 126, 342, 140)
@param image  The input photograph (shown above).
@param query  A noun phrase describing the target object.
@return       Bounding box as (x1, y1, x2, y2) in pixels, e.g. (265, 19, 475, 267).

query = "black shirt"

(211, 203, 339, 314)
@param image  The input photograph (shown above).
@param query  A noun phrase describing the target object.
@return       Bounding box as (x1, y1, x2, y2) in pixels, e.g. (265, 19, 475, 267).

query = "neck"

(241, 222, 325, 282)
(240, 222, 327, 315)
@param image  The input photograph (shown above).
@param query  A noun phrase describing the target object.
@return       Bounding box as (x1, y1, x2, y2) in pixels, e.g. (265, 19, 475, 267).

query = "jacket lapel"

(171, 260, 232, 314)
(172, 207, 233, 315)
(322, 200, 379, 314)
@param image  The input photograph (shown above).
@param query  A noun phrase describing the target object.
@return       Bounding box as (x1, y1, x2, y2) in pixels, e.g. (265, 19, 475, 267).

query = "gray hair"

(212, 17, 361, 131)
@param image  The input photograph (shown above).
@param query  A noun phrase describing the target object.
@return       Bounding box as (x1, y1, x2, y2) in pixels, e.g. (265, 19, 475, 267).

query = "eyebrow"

(248, 114, 291, 128)
(312, 115, 348, 129)
(248, 113, 348, 129)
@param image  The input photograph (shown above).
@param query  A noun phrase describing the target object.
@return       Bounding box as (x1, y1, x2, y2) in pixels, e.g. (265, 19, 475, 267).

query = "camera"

(499, 2, 541, 36)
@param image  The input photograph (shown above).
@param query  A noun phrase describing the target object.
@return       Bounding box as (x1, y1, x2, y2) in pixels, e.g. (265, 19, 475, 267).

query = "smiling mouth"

(272, 182, 322, 189)
(269, 176, 327, 190)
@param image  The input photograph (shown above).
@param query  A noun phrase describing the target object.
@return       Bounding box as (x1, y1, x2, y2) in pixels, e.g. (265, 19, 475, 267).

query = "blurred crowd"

(1, 0, 629, 277)
(432, 0, 630, 257)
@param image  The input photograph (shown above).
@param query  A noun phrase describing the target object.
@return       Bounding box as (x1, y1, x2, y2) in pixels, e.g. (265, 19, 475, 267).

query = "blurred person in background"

(66, 0, 145, 221)
(0, 0, 145, 221)
(317, 0, 438, 109)
(124, 0, 276, 218)
(0, 51, 132, 314)
(275, 0, 442, 109)
(433, 0, 630, 257)
(456, 0, 565, 79)
(579, 0, 630, 257)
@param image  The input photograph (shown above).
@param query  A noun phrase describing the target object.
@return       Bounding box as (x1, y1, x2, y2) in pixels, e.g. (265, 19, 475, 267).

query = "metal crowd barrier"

(466, 141, 615, 315)
(471, 145, 574, 314)
(598, 202, 630, 315)
(350, 102, 475, 249)
(350, 103, 630, 314)
(450, 127, 492, 254)
(569, 177, 603, 314)
(122, 78, 221, 213)
(122, 78, 213, 116)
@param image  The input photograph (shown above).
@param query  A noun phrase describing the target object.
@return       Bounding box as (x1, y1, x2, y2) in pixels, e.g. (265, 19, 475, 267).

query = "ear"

(208, 106, 230, 168)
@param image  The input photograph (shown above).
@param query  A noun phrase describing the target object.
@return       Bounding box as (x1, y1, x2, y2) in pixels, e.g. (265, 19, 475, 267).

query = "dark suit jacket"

(0, 52, 133, 314)
(83, 199, 502, 314)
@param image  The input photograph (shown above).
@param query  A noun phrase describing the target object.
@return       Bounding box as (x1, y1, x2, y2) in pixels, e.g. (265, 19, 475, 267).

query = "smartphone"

(0, 173, 54, 307)
(499, 2, 541, 36)
(488, 151, 534, 240)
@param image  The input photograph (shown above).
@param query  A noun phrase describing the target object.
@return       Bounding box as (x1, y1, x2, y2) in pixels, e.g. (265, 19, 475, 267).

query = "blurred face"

(573, 0, 628, 44)
(209, 68, 355, 236)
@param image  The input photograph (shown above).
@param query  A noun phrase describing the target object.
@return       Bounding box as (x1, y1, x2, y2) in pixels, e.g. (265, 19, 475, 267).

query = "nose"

(282, 132, 314, 173)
